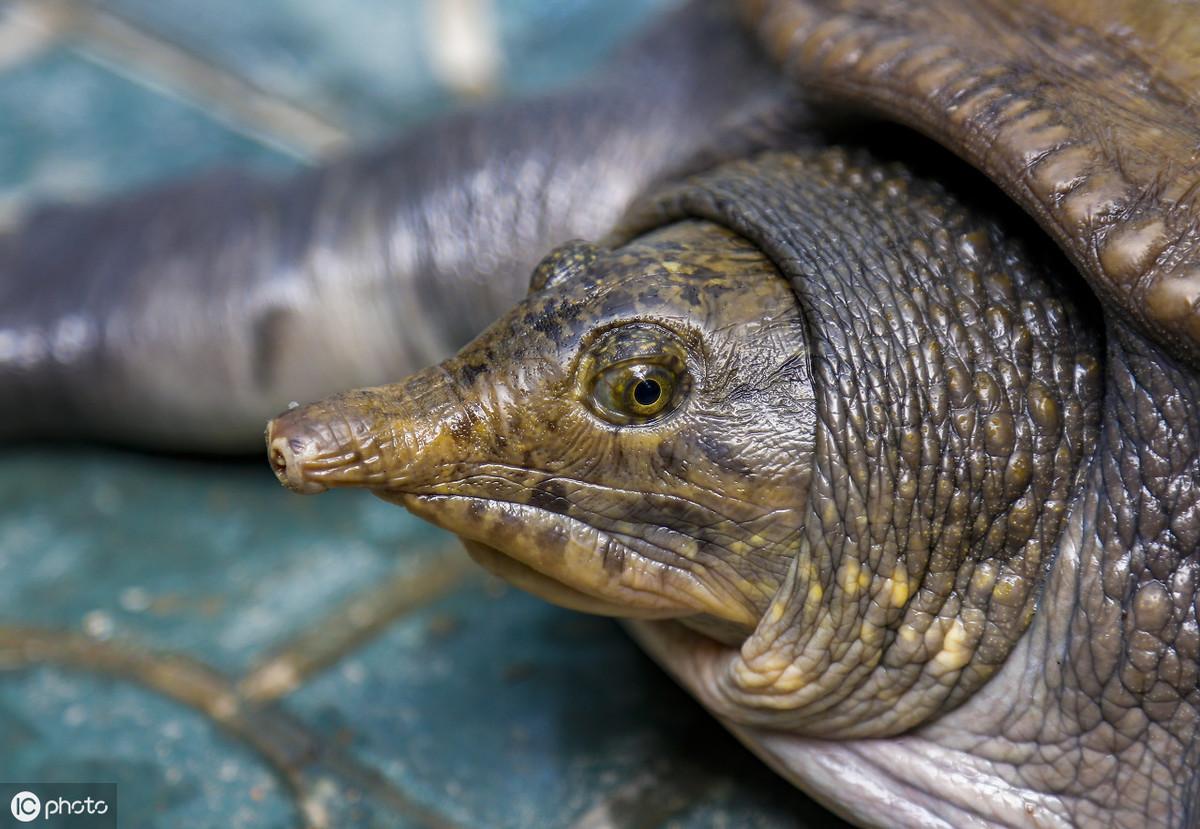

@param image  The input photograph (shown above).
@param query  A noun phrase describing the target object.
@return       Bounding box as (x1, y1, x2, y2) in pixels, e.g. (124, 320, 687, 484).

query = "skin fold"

(738, 2, 1200, 825)
(268, 148, 1135, 826)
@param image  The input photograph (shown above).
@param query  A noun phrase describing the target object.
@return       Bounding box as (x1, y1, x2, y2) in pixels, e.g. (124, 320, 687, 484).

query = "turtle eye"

(582, 324, 691, 425)
(592, 363, 680, 422)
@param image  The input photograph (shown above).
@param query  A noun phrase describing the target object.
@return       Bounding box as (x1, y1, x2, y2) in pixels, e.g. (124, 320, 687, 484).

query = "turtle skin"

(268, 147, 1112, 826)
(735, 2, 1200, 824)
(8, 0, 1200, 826)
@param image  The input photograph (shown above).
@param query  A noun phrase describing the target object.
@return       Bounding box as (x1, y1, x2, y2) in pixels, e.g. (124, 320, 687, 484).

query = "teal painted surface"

(0, 450, 446, 672)
(498, 0, 682, 92)
(94, 0, 446, 138)
(0, 1, 846, 826)
(0, 448, 825, 827)
(290, 586, 817, 828)
(0, 49, 295, 206)
(93, 0, 676, 139)
(0, 669, 295, 829)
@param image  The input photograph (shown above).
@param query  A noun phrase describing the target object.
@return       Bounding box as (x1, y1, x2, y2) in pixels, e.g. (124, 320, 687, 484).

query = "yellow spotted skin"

(724, 5, 1200, 824)
(270, 148, 1102, 746)
(620, 150, 1102, 738)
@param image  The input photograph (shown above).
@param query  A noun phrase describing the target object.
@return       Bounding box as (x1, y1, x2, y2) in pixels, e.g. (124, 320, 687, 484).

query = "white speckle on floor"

(119, 585, 152, 612)
(82, 609, 115, 639)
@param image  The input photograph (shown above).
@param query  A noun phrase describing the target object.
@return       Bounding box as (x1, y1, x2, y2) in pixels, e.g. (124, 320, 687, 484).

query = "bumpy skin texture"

(728, 2, 1200, 825)
(910, 329, 1200, 828)
(743, 0, 1200, 366)
(0, 0, 791, 450)
(619, 151, 1103, 739)
(269, 148, 1111, 826)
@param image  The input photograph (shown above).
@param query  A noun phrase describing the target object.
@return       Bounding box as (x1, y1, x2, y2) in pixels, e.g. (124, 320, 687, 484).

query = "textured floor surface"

(0, 2, 846, 826)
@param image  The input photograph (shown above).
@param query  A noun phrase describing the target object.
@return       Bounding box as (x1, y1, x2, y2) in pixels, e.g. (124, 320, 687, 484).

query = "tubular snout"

(267, 395, 389, 494)
(265, 363, 472, 497)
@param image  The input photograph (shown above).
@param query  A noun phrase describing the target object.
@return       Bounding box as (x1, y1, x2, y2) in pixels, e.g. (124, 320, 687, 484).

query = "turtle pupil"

(633, 379, 661, 407)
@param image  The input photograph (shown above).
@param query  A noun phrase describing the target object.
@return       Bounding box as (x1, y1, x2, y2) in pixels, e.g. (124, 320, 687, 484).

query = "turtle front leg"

(0, 0, 793, 452)
(907, 324, 1200, 828)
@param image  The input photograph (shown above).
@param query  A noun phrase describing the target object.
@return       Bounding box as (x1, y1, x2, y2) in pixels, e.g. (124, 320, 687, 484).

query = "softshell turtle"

(5, 0, 1200, 827)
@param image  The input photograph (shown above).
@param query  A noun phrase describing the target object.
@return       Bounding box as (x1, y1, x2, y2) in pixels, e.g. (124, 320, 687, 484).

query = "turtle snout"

(267, 418, 329, 495)
(265, 367, 483, 499)
(266, 398, 387, 495)
(266, 409, 334, 494)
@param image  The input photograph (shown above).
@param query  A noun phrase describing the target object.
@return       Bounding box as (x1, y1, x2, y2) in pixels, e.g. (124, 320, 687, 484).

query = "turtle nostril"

(269, 439, 290, 479)
(268, 434, 297, 484)
(266, 423, 329, 495)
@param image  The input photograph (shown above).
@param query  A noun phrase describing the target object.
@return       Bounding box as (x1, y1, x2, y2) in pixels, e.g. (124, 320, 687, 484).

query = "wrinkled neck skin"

(268, 149, 1199, 827)
(622, 155, 1196, 826)
(687, 327, 1200, 829)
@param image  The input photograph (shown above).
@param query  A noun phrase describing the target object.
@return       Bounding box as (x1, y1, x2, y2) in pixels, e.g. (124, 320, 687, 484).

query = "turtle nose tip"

(266, 415, 331, 495)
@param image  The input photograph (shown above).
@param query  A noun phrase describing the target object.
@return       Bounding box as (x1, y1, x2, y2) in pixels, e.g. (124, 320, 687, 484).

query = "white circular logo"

(10, 791, 40, 822)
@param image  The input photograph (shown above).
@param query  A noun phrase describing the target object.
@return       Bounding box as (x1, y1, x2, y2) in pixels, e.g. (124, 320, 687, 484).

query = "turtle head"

(268, 220, 814, 635)
(269, 148, 1104, 750)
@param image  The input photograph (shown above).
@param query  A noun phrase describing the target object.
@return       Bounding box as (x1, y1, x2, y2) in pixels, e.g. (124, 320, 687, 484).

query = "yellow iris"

(580, 323, 691, 425)
(591, 362, 680, 423)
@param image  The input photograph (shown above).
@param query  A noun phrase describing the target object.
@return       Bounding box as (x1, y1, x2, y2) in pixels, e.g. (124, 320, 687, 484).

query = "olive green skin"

(271, 219, 816, 630)
(269, 148, 1131, 827)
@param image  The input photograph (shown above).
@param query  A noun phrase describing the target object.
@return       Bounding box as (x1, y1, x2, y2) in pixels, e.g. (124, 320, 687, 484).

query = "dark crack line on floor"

(239, 545, 475, 702)
(0, 625, 462, 829)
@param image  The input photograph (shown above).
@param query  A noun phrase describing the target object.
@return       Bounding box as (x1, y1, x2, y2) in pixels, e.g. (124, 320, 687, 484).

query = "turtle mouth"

(378, 491, 755, 625)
